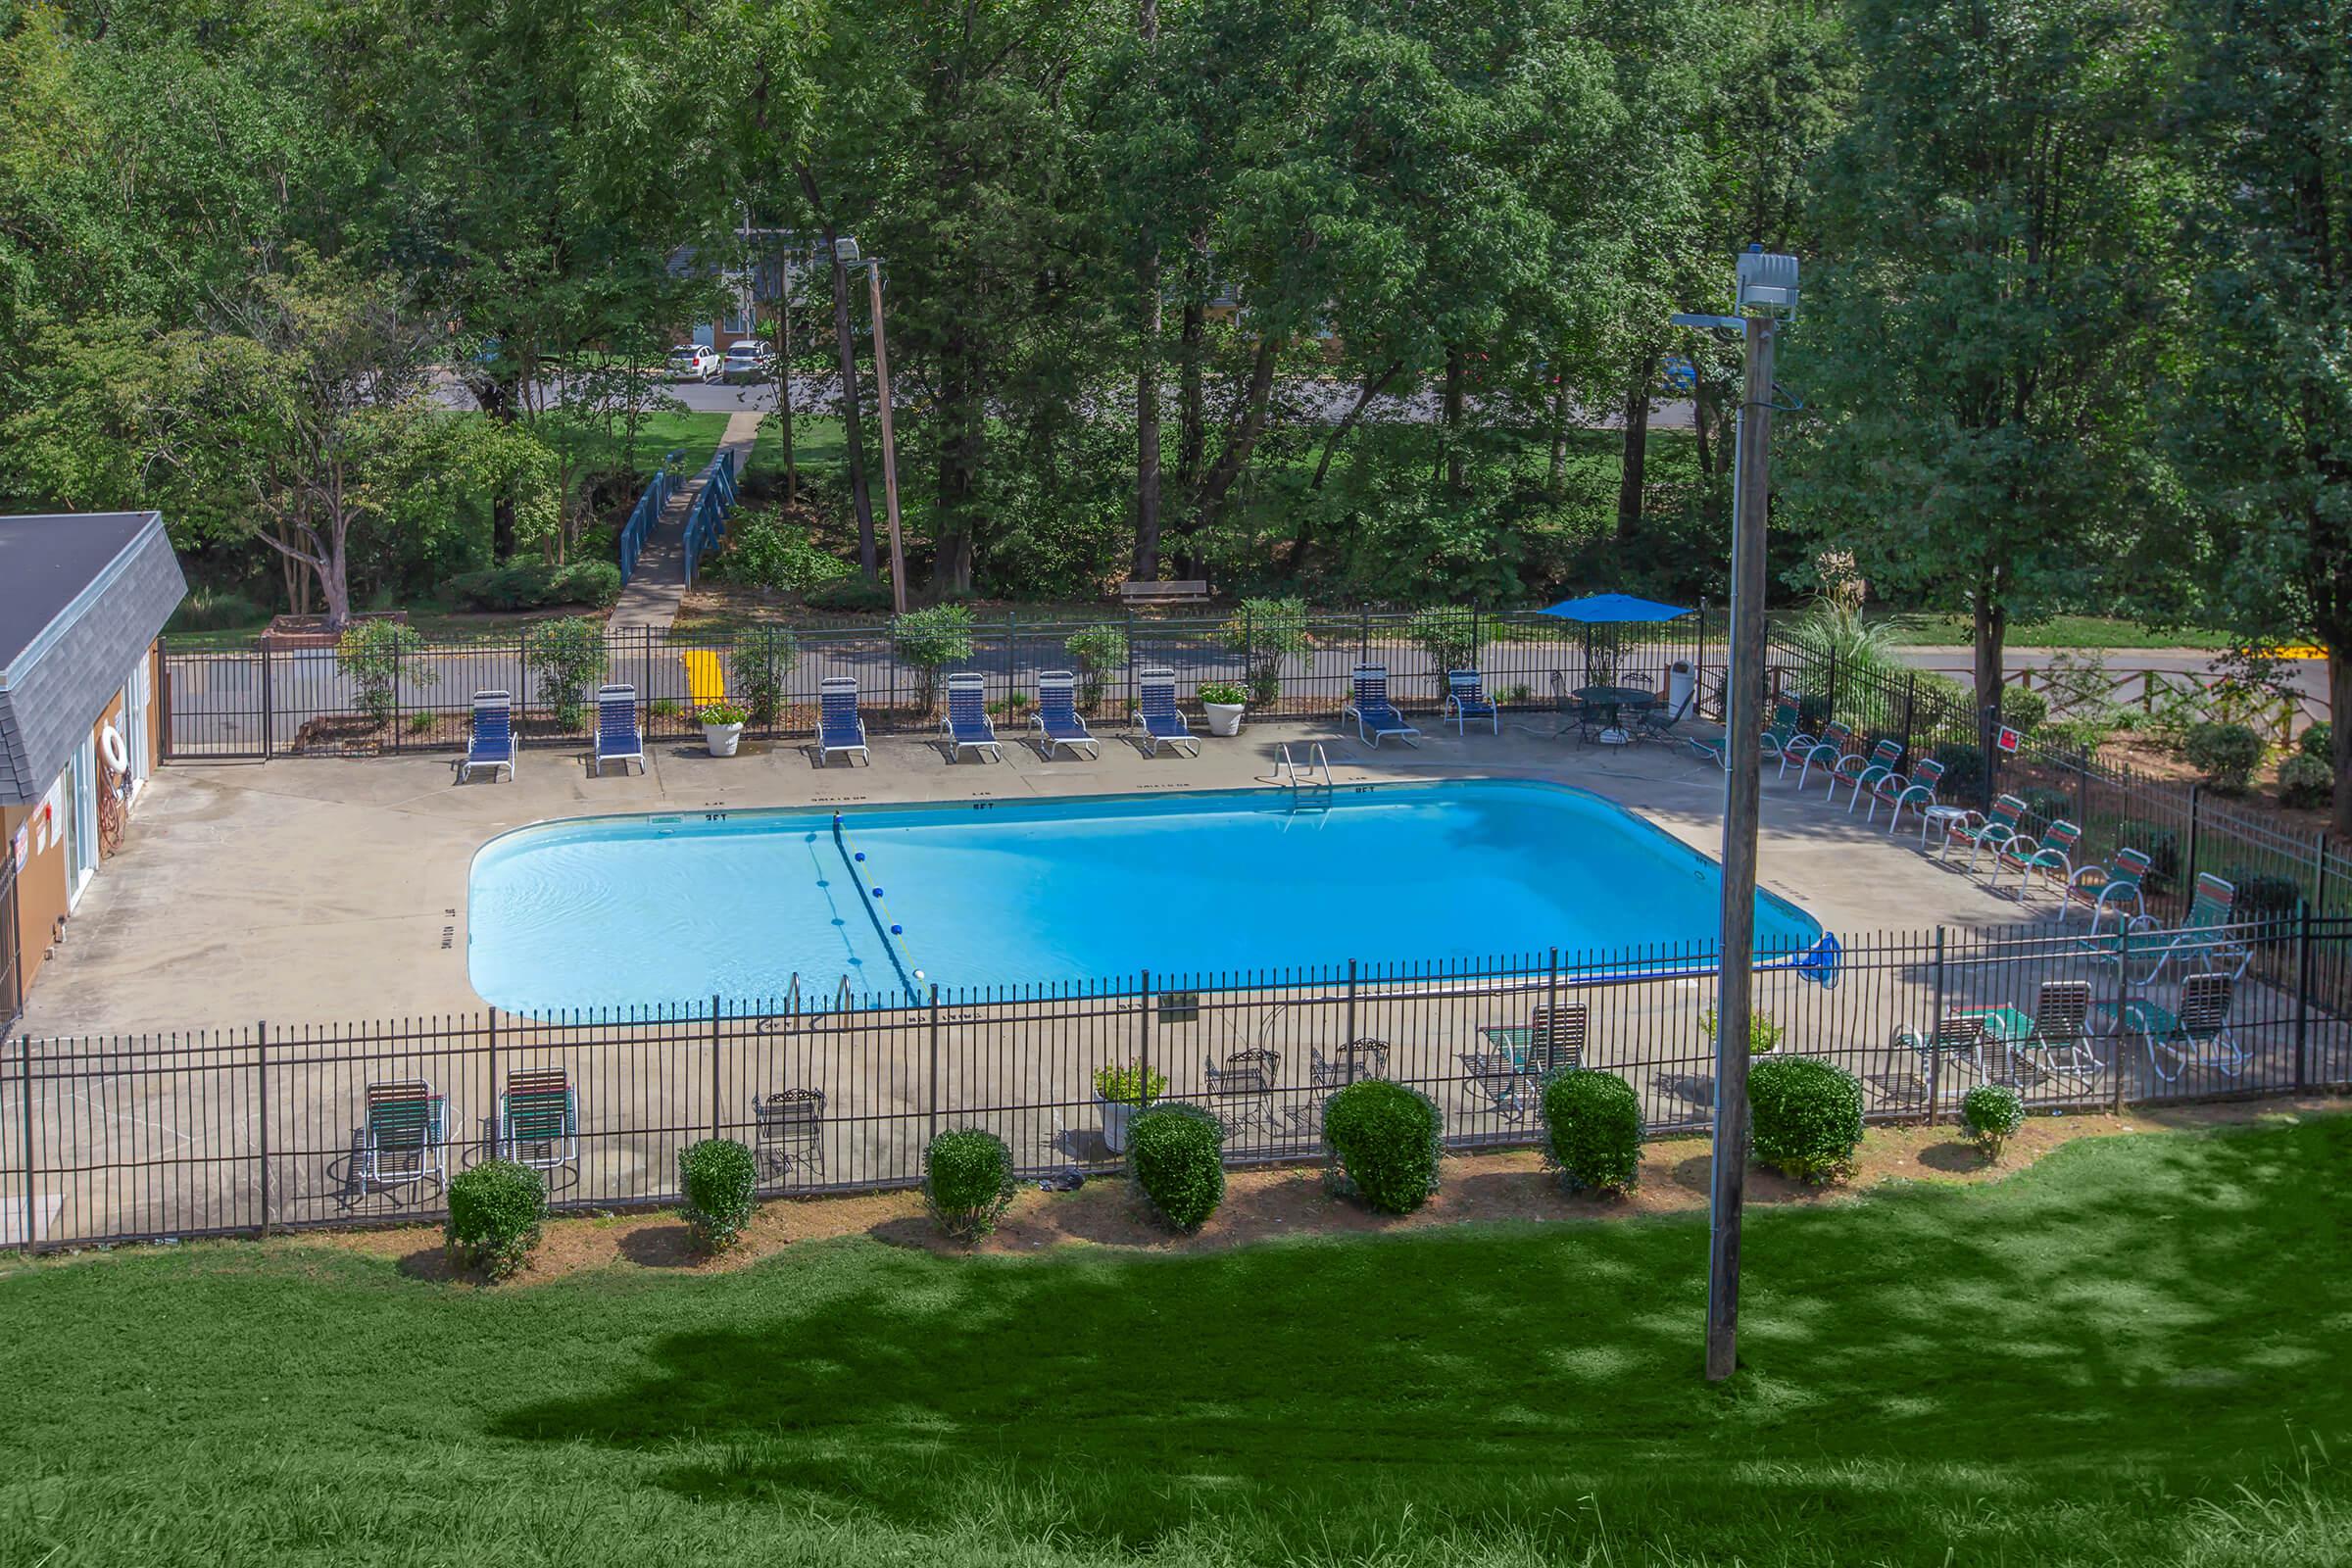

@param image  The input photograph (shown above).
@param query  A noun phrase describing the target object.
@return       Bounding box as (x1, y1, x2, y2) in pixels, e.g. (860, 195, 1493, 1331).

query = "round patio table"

(1575, 685, 1657, 746)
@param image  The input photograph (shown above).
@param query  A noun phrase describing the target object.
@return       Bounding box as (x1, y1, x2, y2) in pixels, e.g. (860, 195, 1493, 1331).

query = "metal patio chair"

(1457, 1050, 1532, 1122)
(753, 1087, 827, 1181)
(1203, 1048, 1280, 1135)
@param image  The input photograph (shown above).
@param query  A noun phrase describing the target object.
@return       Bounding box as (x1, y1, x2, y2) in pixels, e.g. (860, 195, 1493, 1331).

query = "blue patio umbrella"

(1537, 592, 1693, 623)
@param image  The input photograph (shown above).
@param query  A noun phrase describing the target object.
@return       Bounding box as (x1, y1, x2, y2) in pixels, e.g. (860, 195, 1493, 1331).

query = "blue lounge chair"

(459, 690, 515, 782)
(358, 1079, 448, 1194)
(1344, 664, 1419, 748)
(818, 676, 868, 766)
(1136, 666, 1199, 757)
(941, 672, 1003, 762)
(592, 684, 644, 776)
(1831, 737, 1903, 810)
(1033, 669, 1099, 759)
(1444, 669, 1498, 735)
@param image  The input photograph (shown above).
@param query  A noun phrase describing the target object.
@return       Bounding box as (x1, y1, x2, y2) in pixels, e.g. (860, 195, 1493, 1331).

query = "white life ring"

(99, 722, 129, 774)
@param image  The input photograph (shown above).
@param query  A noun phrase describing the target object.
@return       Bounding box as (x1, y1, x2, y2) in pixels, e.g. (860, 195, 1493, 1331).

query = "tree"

(2163, 0, 2352, 834)
(1783, 0, 2167, 752)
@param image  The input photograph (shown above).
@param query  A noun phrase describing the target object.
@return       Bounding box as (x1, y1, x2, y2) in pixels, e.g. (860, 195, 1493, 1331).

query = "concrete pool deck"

(20, 718, 2034, 1037)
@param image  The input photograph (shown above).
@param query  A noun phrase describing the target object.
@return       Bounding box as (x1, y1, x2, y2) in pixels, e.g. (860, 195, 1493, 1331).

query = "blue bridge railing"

(682, 448, 742, 589)
(616, 448, 686, 585)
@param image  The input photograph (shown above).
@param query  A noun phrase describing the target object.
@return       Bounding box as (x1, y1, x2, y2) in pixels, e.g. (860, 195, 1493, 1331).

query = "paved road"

(1890, 646, 2331, 711)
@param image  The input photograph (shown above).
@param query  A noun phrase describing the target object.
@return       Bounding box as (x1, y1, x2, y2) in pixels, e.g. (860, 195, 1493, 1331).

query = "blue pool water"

(467, 780, 1825, 1012)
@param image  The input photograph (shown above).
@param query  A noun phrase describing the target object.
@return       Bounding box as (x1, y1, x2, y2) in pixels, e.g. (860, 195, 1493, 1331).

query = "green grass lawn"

(3, 1115, 2347, 1566)
(1876, 612, 2235, 651)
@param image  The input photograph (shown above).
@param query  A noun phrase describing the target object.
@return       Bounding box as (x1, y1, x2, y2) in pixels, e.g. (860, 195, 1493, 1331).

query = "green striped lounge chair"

(358, 1080, 449, 1194)
(2001, 818, 2083, 909)
(1785, 719, 1852, 789)
(1866, 757, 1944, 833)
(1690, 700, 1799, 771)
(2076, 872, 2250, 983)
(2102, 972, 2243, 1082)
(1937, 793, 2028, 872)
(497, 1067, 579, 1171)
(1831, 737, 1904, 809)
(2066, 847, 2154, 932)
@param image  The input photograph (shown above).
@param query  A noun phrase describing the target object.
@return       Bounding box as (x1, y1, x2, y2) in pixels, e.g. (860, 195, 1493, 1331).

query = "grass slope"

(2, 1117, 2347, 1566)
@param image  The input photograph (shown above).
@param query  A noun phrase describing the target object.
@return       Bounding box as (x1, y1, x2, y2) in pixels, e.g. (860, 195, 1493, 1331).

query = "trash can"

(1668, 660, 1696, 715)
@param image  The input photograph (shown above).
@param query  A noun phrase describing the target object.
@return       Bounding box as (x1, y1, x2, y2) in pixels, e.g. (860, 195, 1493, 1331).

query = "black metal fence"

(157, 609, 1723, 760)
(8, 919, 2348, 1250)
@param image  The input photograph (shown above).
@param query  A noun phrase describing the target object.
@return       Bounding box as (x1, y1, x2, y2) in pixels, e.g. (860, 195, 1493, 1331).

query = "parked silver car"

(667, 344, 722, 381)
(720, 339, 776, 384)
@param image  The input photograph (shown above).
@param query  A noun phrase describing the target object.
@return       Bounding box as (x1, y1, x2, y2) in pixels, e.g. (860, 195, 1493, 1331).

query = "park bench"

(1117, 578, 1210, 608)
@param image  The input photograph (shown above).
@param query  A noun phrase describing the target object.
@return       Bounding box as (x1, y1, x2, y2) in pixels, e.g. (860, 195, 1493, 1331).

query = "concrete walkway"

(609, 410, 764, 634)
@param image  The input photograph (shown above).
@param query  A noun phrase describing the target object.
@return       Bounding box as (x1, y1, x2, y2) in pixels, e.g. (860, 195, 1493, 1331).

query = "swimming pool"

(466, 780, 1827, 1013)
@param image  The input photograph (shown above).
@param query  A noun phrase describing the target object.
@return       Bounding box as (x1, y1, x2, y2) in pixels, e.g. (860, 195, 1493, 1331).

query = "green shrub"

(1998, 687, 2048, 734)
(168, 584, 267, 634)
(2222, 864, 2303, 943)
(444, 1158, 547, 1280)
(335, 619, 432, 726)
(1219, 596, 1309, 706)
(1795, 692, 1835, 733)
(804, 575, 895, 613)
(1064, 624, 1128, 710)
(1321, 1078, 1443, 1215)
(1093, 1060, 1167, 1106)
(2278, 752, 2332, 809)
(678, 1138, 760, 1253)
(2019, 786, 2074, 834)
(2183, 721, 2266, 794)
(1539, 1069, 1642, 1196)
(2299, 721, 2331, 761)
(1699, 1007, 1784, 1054)
(523, 616, 608, 727)
(716, 512, 852, 593)
(1960, 1083, 2026, 1161)
(1408, 606, 1479, 694)
(2117, 820, 2181, 892)
(731, 625, 798, 725)
(1933, 742, 1985, 799)
(924, 1127, 1016, 1242)
(451, 561, 621, 612)
(894, 604, 975, 710)
(1129, 1103, 1226, 1232)
(1746, 1055, 1864, 1185)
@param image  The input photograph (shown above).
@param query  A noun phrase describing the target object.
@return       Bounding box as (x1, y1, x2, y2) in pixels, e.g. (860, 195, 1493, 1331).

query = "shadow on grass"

(488, 1118, 2352, 1560)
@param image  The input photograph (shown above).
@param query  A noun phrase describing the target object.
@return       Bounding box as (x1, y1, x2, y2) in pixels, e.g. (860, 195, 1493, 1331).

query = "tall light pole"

(834, 236, 908, 613)
(1672, 243, 1798, 1383)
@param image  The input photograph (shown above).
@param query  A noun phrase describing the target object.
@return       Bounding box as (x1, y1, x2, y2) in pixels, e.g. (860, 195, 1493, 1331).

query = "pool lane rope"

(830, 812, 925, 1004)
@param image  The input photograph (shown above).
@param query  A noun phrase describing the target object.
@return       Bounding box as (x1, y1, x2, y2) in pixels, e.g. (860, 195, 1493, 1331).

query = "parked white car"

(720, 339, 776, 383)
(667, 344, 721, 381)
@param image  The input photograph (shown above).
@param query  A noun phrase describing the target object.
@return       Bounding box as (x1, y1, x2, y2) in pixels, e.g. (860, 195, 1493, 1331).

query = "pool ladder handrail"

(1276, 743, 1334, 810)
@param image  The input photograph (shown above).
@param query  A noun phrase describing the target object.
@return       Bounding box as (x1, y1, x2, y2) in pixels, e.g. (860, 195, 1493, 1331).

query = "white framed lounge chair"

(1781, 718, 1850, 786)
(2066, 847, 2154, 931)
(357, 1080, 449, 1194)
(941, 672, 1003, 762)
(1136, 666, 1199, 757)
(1831, 737, 1903, 810)
(818, 676, 868, 765)
(1938, 794, 2028, 872)
(1033, 670, 1100, 759)
(1343, 664, 1419, 748)
(2104, 972, 2243, 1082)
(496, 1067, 578, 1172)
(1444, 669, 1498, 734)
(592, 684, 644, 776)
(2000, 819, 2082, 908)
(459, 690, 515, 782)
(1870, 757, 1944, 833)
(1690, 699, 1799, 771)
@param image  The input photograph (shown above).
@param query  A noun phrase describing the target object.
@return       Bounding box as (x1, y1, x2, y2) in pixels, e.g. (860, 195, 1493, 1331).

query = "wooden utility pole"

(1706, 309, 1778, 1383)
(865, 261, 908, 614)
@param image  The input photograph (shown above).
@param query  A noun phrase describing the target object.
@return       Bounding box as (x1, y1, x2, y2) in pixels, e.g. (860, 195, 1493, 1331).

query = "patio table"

(1575, 686, 1658, 746)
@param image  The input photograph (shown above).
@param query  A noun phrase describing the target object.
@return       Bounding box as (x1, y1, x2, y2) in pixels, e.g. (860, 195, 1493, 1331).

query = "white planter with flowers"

(1199, 682, 1248, 738)
(700, 702, 748, 758)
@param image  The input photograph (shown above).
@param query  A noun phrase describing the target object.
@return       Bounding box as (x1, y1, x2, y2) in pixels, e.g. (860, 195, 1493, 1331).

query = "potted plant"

(1092, 1059, 1167, 1153)
(699, 701, 748, 758)
(1199, 681, 1248, 737)
(1700, 1006, 1784, 1054)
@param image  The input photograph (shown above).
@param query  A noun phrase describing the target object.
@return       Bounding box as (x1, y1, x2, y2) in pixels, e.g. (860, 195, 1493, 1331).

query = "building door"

(66, 734, 98, 907)
(122, 659, 152, 796)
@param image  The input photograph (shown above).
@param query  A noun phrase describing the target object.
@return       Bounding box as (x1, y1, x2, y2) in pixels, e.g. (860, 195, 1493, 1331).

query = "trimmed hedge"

(1747, 1055, 1864, 1185)
(1129, 1103, 1226, 1232)
(1997, 687, 2048, 734)
(1321, 1078, 1443, 1215)
(445, 1158, 547, 1280)
(2300, 721, 2332, 761)
(1933, 742, 1985, 798)
(804, 576, 895, 612)
(1540, 1069, 1642, 1196)
(2278, 753, 2331, 809)
(924, 1127, 1016, 1242)
(678, 1138, 760, 1253)
(1961, 1084, 2026, 1161)
(451, 560, 621, 612)
(2183, 721, 2265, 794)
(2018, 786, 2073, 834)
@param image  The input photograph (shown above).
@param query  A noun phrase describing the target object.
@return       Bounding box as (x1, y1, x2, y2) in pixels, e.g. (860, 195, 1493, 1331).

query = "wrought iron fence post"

(256, 1018, 270, 1236)
(260, 638, 275, 761)
(2317, 834, 2331, 918)
(711, 994, 723, 1142)
(2295, 906, 2312, 1091)
(17, 1034, 33, 1252)
(1345, 959, 1357, 1071)
(2110, 948, 2131, 1116)
(1005, 612, 1018, 705)
(486, 1007, 498, 1124)
(2185, 784, 2203, 893)
(1358, 609, 1370, 666)
(1901, 672, 1918, 760)
(1927, 930, 1946, 1126)
(1138, 969, 1152, 1124)
(926, 985, 941, 1150)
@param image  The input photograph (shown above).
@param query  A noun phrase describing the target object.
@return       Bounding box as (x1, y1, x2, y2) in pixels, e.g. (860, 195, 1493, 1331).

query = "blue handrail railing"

(682, 448, 742, 589)
(616, 447, 686, 585)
